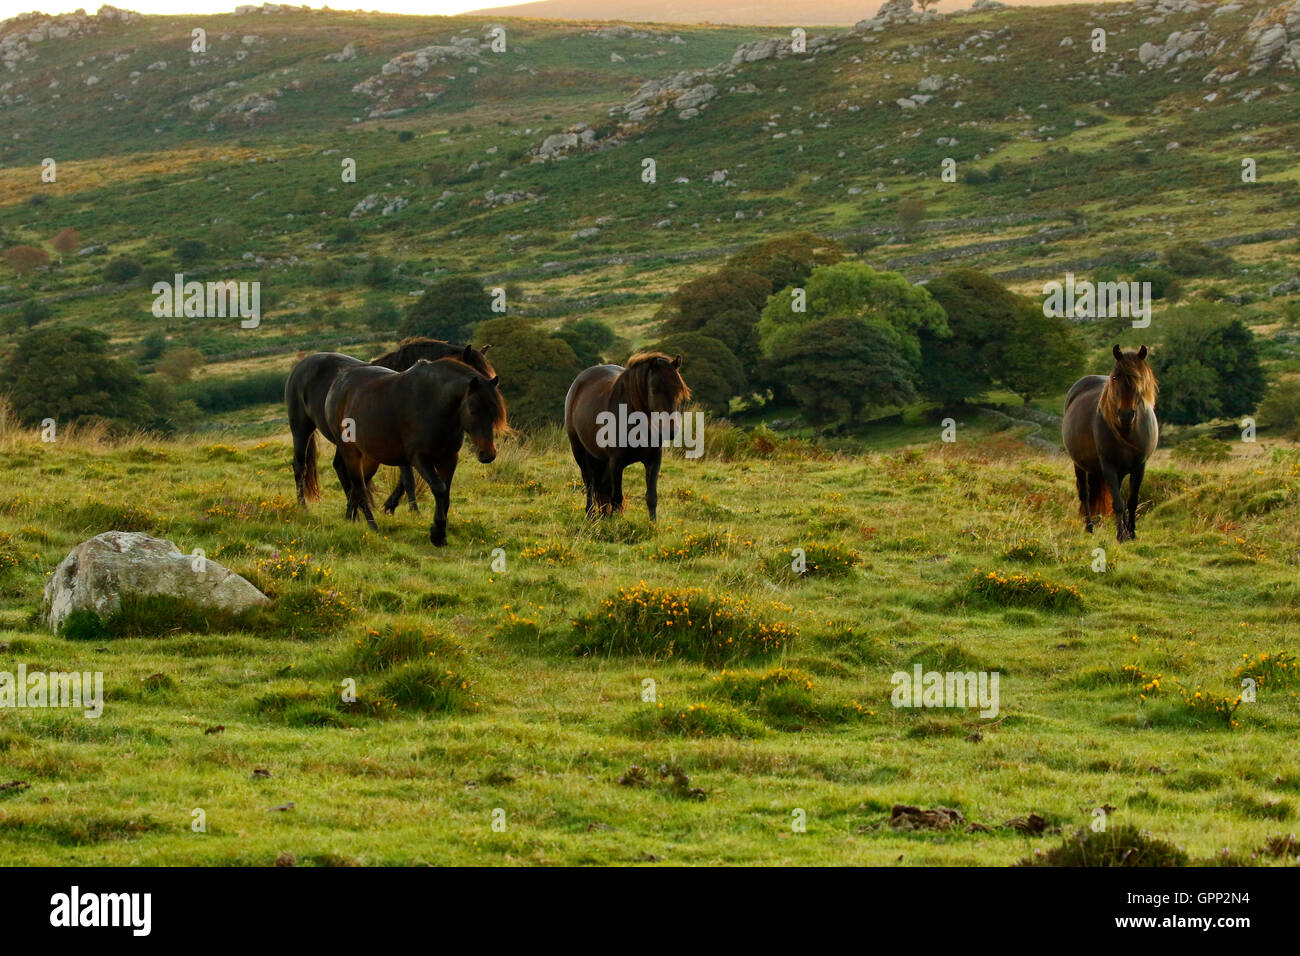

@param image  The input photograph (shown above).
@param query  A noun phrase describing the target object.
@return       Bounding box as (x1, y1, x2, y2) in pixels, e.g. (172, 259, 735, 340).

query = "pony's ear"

(479, 344, 492, 353)
(1137, 345, 1147, 360)
(488, 375, 500, 387)
(671, 354, 682, 369)
(462, 344, 474, 363)
(1113, 344, 1123, 361)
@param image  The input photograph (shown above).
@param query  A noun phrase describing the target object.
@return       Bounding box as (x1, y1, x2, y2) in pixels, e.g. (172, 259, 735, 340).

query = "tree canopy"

(402, 275, 495, 342)
(472, 316, 585, 426)
(758, 262, 949, 372)
(1150, 305, 1266, 425)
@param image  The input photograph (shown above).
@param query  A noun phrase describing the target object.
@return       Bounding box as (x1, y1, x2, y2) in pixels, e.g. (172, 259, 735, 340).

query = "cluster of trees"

(642, 233, 1089, 424)
(0, 327, 197, 433)
(0, 228, 1278, 439)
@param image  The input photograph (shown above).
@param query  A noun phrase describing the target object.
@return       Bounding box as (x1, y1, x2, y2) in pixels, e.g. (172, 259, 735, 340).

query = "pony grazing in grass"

(285, 338, 493, 514)
(323, 357, 506, 547)
(564, 352, 691, 521)
(1062, 345, 1159, 542)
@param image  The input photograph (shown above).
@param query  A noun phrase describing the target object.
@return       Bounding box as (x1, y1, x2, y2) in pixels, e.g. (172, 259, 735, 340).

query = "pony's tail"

(1082, 476, 1112, 517)
(301, 431, 321, 501)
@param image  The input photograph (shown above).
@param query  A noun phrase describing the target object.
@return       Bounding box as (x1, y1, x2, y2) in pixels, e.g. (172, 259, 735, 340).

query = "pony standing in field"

(284, 338, 494, 514)
(323, 357, 506, 547)
(1062, 345, 1159, 542)
(564, 352, 691, 521)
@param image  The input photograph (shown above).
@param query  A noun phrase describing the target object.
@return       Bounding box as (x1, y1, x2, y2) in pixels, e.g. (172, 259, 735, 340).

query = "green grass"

(1, 420, 1299, 864)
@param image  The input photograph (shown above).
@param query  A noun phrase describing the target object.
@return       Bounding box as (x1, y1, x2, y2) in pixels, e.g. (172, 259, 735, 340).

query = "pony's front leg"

(1102, 465, 1130, 543)
(1127, 462, 1145, 540)
(644, 455, 661, 522)
(412, 454, 451, 547)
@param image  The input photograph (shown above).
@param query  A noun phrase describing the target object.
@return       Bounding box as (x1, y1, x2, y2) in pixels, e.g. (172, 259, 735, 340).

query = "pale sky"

(2, 1, 508, 14)
(1, 0, 1109, 18)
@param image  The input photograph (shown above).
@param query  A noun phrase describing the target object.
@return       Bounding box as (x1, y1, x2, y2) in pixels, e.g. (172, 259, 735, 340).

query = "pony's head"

(624, 352, 691, 442)
(1103, 344, 1158, 435)
(460, 370, 507, 464)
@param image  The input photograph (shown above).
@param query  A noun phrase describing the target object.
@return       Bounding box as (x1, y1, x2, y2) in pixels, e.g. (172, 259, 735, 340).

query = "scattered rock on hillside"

(324, 42, 359, 62)
(43, 531, 269, 634)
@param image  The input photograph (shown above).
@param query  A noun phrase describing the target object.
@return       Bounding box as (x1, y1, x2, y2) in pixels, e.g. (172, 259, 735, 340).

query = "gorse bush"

(648, 530, 741, 562)
(963, 569, 1084, 612)
(629, 701, 766, 739)
(346, 624, 466, 673)
(764, 541, 859, 578)
(1234, 651, 1299, 690)
(572, 582, 796, 663)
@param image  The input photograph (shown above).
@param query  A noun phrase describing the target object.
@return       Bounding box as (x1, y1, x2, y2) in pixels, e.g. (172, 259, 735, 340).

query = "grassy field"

(2, 412, 1299, 865)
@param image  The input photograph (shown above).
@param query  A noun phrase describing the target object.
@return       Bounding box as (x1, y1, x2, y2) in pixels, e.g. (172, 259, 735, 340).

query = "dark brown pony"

(323, 357, 507, 547)
(564, 352, 691, 521)
(285, 338, 493, 515)
(1062, 345, 1159, 542)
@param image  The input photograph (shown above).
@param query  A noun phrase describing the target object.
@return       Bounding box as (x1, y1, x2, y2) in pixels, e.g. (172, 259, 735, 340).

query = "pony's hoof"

(431, 537, 447, 548)
(408, 504, 420, 514)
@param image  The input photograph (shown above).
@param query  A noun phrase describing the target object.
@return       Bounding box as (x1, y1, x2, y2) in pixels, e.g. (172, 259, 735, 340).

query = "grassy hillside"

(1, 0, 1297, 410)
(1, 416, 1299, 864)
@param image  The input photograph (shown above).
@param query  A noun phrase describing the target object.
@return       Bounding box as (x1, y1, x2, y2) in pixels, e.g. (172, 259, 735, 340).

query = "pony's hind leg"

(402, 465, 420, 513)
(353, 456, 380, 531)
(332, 449, 356, 520)
(1074, 465, 1094, 533)
(290, 421, 317, 508)
(568, 434, 599, 518)
(381, 466, 418, 516)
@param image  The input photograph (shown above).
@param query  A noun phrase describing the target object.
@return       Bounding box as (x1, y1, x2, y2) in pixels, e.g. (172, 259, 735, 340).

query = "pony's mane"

(373, 337, 494, 377)
(1099, 350, 1159, 432)
(616, 352, 692, 412)
(415, 357, 508, 434)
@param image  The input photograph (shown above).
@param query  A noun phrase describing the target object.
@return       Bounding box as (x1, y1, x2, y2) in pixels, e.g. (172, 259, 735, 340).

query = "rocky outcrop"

(1245, 0, 1300, 72)
(1, 6, 140, 71)
(1138, 27, 1215, 69)
(43, 532, 269, 635)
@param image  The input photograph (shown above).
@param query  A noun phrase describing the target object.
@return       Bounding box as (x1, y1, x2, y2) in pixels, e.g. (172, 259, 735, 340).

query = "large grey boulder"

(43, 531, 270, 634)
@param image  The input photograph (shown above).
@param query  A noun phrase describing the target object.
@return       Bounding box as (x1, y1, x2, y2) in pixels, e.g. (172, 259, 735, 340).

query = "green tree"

(362, 297, 400, 332)
(1150, 305, 1266, 425)
(103, 256, 142, 283)
(652, 332, 746, 417)
(363, 257, 395, 289)
(656, 266, 771, 374)
(758, 262, 948, 374)
(768, 317, 915, 426)
(1258, 380, 1300, 438)
(0, 327, 158, 431)
(471, 316, 585, 427)
(403, 275, 494, 342)
(554, 317, 619, 368)
(726, 232, 845, 293)
(1160, 242, 1235, 278)
(919, 269, 1021, 405)
(155, 347, 205, 385)
(992, 304, 1086, 404)
(175, 240, 206, 267)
